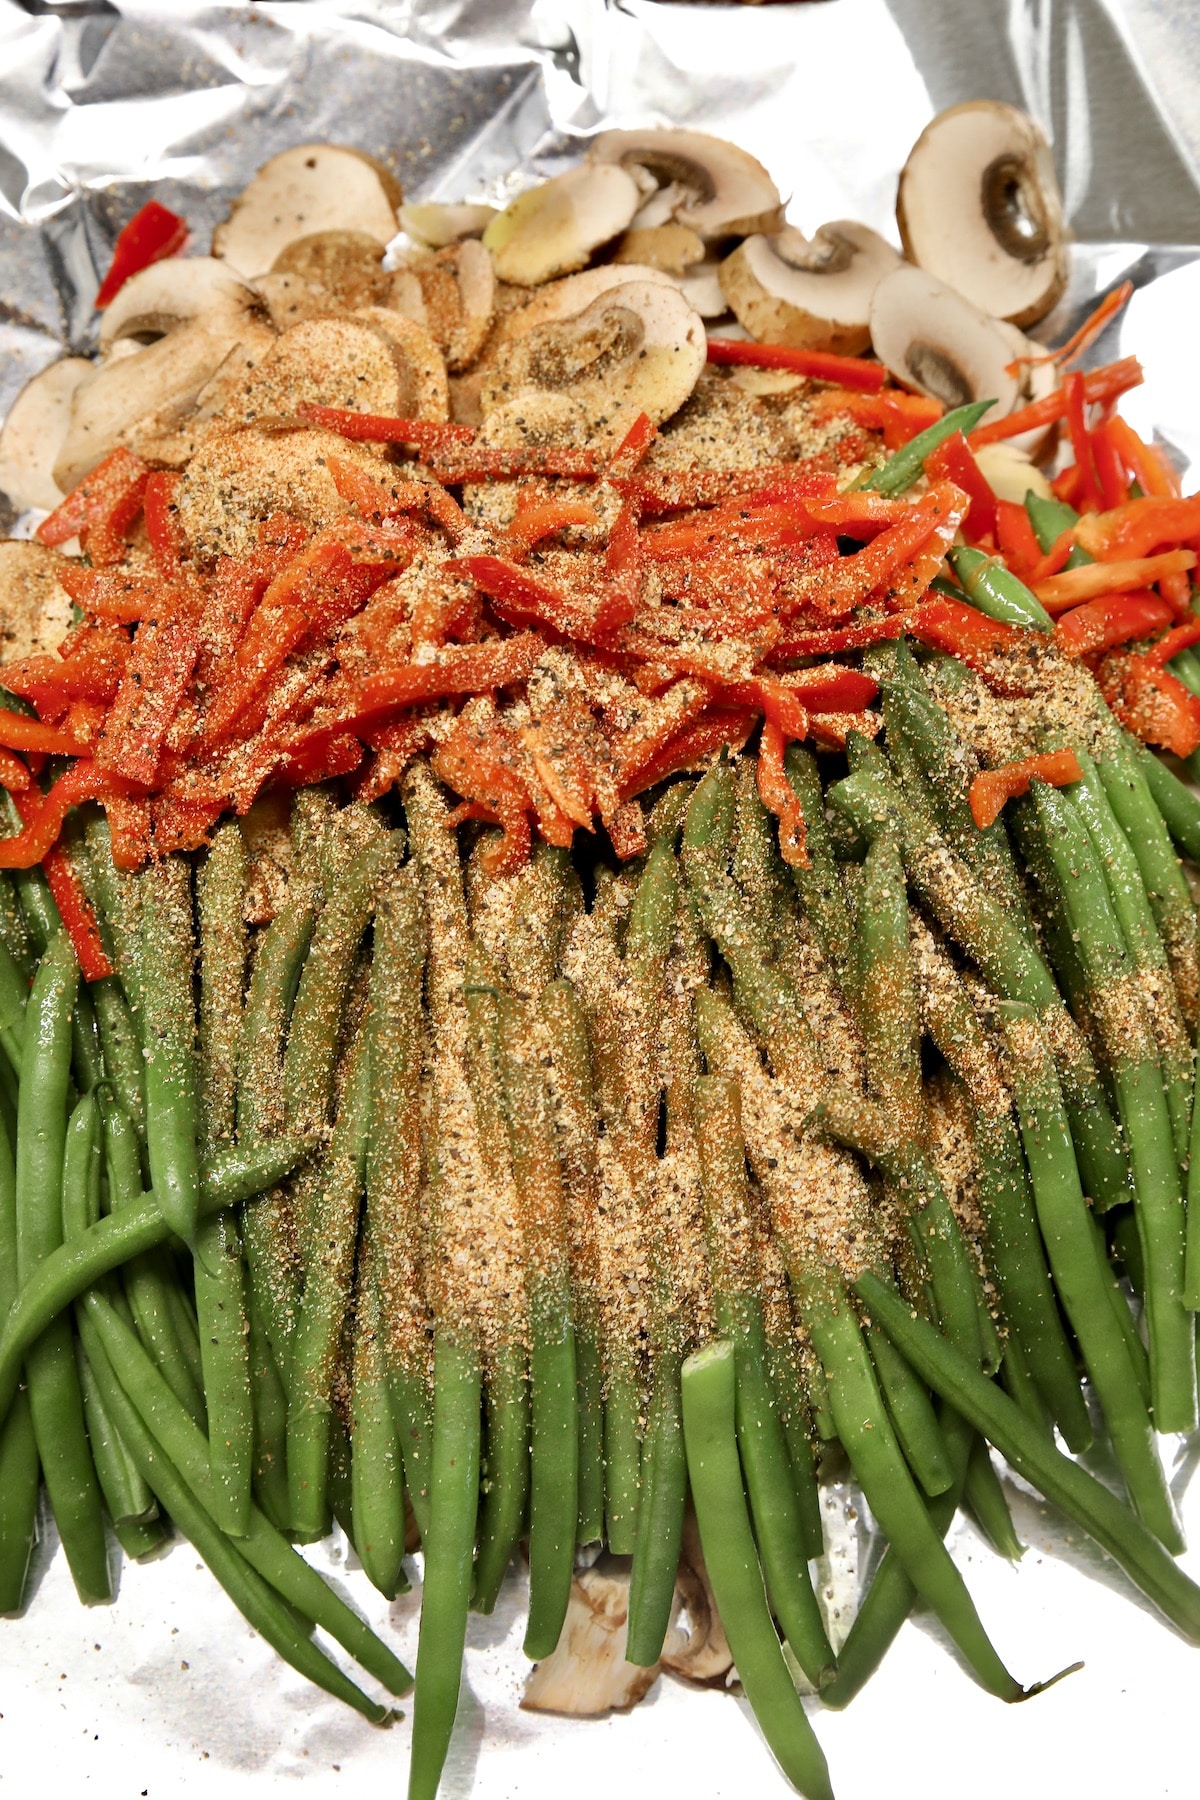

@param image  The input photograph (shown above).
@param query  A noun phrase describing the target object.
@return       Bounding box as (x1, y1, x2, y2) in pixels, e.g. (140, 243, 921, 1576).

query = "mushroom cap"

(0, 357, 92, 513)
(214, 144, 402, 279)
(720, 221, 901, 354)
(0, 542, 75, 662)
(99, 257, 260, 352)
(386, 239, 495, 371)
(480, 278, 705, 440)
(496, 262, 678, 344)
(587, 128, 783, 240)
(482, 165, 641, 287)
(897, 101, 1068, 329)
(399, 201, 497, 248)
(868, 264, 1022, 416)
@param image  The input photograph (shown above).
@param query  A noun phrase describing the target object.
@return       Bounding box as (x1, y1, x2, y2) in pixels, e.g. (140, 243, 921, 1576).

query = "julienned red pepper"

(906, 595, 1032, 690)
(607, 413, 657, 477)
(1099, 654, 1200, 758)
(969, 748, 1084, 829)
(1063, 372, 1103, 515)
(0, 709, 90, 756)
(1090, 419, 1130, 513)
(352, 633, 547, 719)
(967, 357, 1144, 449)
(771, 617, 909, 659)
(705, 337, 887, 393)
(450, 554, 635, 643)
(757, 718, 807, 867)
(1055, 591, 1175, 659)
(36, 447, 150, 564)
(0, 763, 141, 869)
(94, 200, 189, 310)
(142, 470, 187, 575)
(296, 403, 475, 447)
(994, 500, 1043, 582)
(925, 431, 997, 542)
(620, 706, 757, 800)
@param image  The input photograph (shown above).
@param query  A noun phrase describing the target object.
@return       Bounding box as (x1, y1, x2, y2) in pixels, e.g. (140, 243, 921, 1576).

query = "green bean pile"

(5, 637, 1200, 1800)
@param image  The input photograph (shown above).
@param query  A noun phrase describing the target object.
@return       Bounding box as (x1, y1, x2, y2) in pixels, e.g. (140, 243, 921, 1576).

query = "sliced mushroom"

(612, 223, 705, 276)
(482, 165, 641, 288)
(353, 307, 450, 420)
(98, 257, 259, 353)
(994, 318, 1061, 457)
(55, 285, 275, 490)
(215, 315, 416, 430)
(677, 258, 729, 320)
(495, 262, 678, 344)
(214, 144, 402, 280)
(897, 101, 1068, 328)
(868, 265, 1022, 416)
(662, 1511, 734, 1683)
(973, 441, 1053, 503)
(720, 222, 901, 354)
(0, 541, 75, 663)
(400, 201, 497, 248)
(270, 231, 389, 310)
(176, 426, 381, 563)
(0, 358, 92, 513)
(521, 1560, 677, 1714)
(385, 239, 494, 370)
(588, 128, 783, 240)
(480, 279, 705, 441)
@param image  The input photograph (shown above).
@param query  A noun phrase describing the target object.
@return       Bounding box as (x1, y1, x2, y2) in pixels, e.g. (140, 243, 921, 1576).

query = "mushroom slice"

(215, 316, 413, 430)
(612, 223, 705, 276)
(521, 1560, 677, 1714)
(353, 307, 450, 420)
(495, 262, 678, 343)
(176, 426, 381, 564)
(588, 128, 784, 240)
(98, 257, 259, 353)
(480, 279, 705, 440)
(973, 441, 1053, 504)
(0, 541, 75, 663)
(720, 222, 901, 355)
(0, 358, 92, 513)
(269, 231, 389, 311)
(386, 239, 494, 371)
(868, 265, 1022, 416)
(677, 258, 729, 320)
(662, 1510, 734, 1683)
(214, 144, 402, 280)
(897, 101, 1068, 328)
(482, 165, 641, 287)
(400, 201, 497, 248)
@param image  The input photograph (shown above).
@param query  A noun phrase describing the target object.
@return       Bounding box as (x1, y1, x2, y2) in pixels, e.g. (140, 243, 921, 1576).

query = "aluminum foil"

(1, 2, 1199, 1795)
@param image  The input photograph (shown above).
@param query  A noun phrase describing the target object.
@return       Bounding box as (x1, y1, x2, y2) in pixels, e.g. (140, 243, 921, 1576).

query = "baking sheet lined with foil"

(1, 1, 1200, 1794)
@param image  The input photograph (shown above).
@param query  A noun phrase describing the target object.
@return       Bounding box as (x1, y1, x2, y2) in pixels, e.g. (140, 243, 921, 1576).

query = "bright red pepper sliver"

(94, 200, 189, 310)
(969, 749, 1083, 830)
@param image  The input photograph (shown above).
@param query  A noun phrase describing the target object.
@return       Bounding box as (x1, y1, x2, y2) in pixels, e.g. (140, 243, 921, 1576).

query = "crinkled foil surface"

(1, 2, 1199, 1795)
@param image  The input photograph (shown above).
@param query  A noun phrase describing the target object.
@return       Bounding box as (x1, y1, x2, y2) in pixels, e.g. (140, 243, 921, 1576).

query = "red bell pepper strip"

(0, 762, 141, 869)
(1104, 415, 1182, 499)
(423, 447, 605, 483)
(1142, 617, 1200, 667)
(1062, 372, 1103, 515)
(1, 630, 129, 716)
(828, 482, 969, 610)
(1025, 280, 1133, 370)
(1052, 462, 1087, 508)
(36, 447, 150, 564)
(1033, 549, 1196, 611)
(906, 596, 1032, 689)
(0, 749, 30, 793)
(1055, 590, 1175, 659)
(757, 718, 807, 867)
(0, 710, 90, 756)
(925, 431, 997, 542)
(967, 358, 1144, 448)
(1075, 494, 1200, 562)
(450, 554, 635, 644)
(58, 565, 162, 623)
(352, 633, 546, 719)
(607, 801, 647, 860)
(994, 500, 1044, 582)
(607, 413, 658, 477)
(771, 616, 909, 659)
(94, 201, 188, 309)
(779, 666, 879, 712)
(504, 498, 600, 553)
(142, 470, 187, 575)
(808, 387, 942, 447)
(1028, 528, 1077, 584)
(1098, 654, 1200, 758)
(10, 784, 113, 980)
(969, 748, 1083, 829)
(621, 706, 757, 800)
(1090, 419, 1129, 512)
(721, 678, 809, 741)
(705, 337, 886, 393)
(296, 403, 474, 447)
(96, 591, 202, 785)
(612, 463, 838, 514)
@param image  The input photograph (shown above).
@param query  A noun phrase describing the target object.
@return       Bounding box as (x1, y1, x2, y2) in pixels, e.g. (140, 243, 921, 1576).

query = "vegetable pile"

(2, 105, 1200, 1800)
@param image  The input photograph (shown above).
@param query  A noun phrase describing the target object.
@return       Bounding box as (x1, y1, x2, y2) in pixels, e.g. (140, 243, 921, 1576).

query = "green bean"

(0, 1131, 303, 1429)
(0, 869, 34, 981)
(0, 1102, 37, 1612)
(91, 976, 145, 1139)
(856, 1268, 1200, 1642)
(285, 832, 397, 1142)
(245, 1288, 292, 1534)
(473, 1339, 530, 1613)
(964, 1437, 1025, 1561)
(857, 399, 995, 496)
(100, 1090, 207, 1432)
(74, 1345, 165, 1559)
(1138, 741, 1200, 863)
(408, 1332, 483, 1800)
(947, 545, 1054, 632)
(350, 1229, 409, 1599)
(17, 932, 111, 1605)
(1028, 782, 1195, 1433)
(797, 1266, 1022, 1701)
(0, 936, 27, 1078)
(868, 1320, 954, 1496)
(137, 856, 202, 1249)
(367, 869, 432, 1536)
(79, 1306, 392, 1723)
(194, 1207, 253, 1537)
(287, 1029, 371, 1541)
(1025, 491, 1091, 567)
(537, 979, 606, 1547)
(781, 747, 856, 998)
(497, 993, 577, 1661)
(1002, 1003, 1181, 1547)
(681, 1341, 834, 1800)
(197, 818, 246, 1149)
